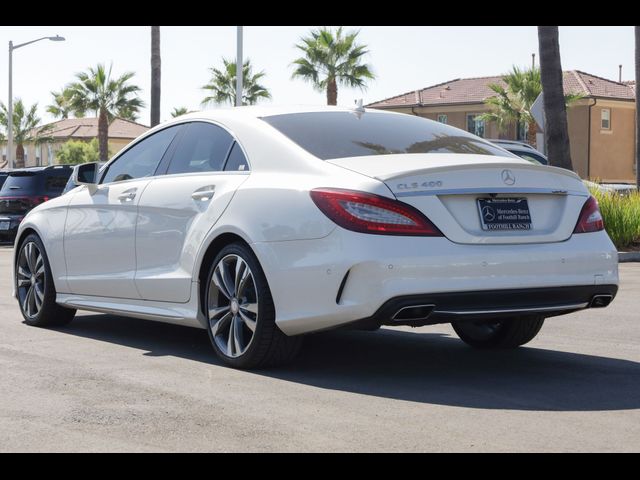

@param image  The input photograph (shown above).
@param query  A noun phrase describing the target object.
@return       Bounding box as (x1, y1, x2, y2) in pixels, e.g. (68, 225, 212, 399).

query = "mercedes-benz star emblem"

(501, 169, 516, 185)
(482, 206, 496, 222)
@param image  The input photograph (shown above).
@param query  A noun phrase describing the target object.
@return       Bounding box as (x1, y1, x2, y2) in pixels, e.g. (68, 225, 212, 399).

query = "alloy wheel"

(17, 242, 46, 319)
(208, 254, 259, 358)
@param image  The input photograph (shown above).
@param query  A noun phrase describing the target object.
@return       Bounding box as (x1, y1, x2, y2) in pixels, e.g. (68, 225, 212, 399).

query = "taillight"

(573, 196, 604, 233)
(30, 196, 50, 206)
(310, 188, 442, 236)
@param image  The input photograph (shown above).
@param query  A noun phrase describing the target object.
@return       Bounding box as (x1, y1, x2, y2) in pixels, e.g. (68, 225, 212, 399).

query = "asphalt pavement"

(1, 244, 638, 452)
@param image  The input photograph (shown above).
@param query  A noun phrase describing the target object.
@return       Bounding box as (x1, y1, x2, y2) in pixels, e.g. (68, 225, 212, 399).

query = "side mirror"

(73, 162, 99, 186)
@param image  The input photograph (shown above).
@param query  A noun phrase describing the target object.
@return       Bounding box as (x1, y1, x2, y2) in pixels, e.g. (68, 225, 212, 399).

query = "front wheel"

(16, 234, 76, 327)
(205, 242, 302, 369)
(452, 316, 544, 349)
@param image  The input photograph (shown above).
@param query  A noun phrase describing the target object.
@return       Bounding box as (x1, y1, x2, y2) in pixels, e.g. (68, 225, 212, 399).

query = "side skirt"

(56, 281, 206, 329)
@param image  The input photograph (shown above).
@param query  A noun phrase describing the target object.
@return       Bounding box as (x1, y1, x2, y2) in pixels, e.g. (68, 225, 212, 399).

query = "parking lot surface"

(1, 245, 638, 452)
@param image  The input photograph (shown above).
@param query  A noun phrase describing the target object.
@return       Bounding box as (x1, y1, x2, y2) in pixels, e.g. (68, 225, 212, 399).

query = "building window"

(36, 144, 42, 166)
(467, 114, 485, 138)
(601, 109, 611, 130)
(437, 114, 448, 124)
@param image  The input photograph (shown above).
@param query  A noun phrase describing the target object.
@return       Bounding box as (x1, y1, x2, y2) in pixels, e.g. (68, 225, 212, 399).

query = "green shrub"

(56, 139, 100, 165)
(590, 187, 640, 249)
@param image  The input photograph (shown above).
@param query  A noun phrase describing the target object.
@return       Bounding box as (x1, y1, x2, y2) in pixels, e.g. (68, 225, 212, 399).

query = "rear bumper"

(349, 284, 618, 330)
(252, 228, 619, 335)
(0, 217, 20, 242)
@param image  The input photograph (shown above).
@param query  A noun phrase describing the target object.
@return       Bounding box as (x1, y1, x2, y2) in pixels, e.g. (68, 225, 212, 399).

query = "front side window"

(101, 125, 181, 184)
(261, 111, 512, 161)
(466, 114, 485, 138)
(167, 122, 234, 175)
(601, 109, 611, 130)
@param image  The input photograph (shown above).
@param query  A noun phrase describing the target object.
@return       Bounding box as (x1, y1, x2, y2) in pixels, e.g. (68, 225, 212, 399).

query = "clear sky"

(0, 26, 635, 126)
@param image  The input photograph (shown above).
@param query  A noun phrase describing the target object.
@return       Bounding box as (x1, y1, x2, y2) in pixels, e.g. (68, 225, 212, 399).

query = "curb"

(619, 252, 640, 263)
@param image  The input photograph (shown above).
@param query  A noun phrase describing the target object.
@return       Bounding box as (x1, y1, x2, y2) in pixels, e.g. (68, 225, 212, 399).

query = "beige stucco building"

(1, 117, 149, 168)
(368, 71, 637, 183)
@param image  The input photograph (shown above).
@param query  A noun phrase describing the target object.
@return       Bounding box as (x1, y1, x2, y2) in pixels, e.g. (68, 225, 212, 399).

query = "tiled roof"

(368, 70, 636, 108)
(564, 71, 635, 99)
(624, 80, 636, 93)
(36, 117, 149, 139)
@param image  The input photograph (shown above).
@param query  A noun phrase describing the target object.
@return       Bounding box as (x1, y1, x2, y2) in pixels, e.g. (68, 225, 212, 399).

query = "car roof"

(132, 105, 415, 154)
(7, 165, 72, 174)
(174, 104, 381, 120)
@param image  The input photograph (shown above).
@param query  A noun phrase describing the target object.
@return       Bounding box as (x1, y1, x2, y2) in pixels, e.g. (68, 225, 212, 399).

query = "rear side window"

(261, 111, 514, 160)
(167, 122, 234, 175)
(0, 174, 7, 190)
(102, 125, 181, 184)
(224, 143, 249, 172)
(44, 171, 72, 194)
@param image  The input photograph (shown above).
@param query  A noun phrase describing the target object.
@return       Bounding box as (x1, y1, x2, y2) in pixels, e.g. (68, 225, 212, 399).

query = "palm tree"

(116, 104, 141, 122)
(150, 26, 161, 127)
(201, 58, 271, 106)
(0, 131, 5, 167)
(538, 26, 573, 171)
(291, 26, 375, 105)
(171, 107, 189, 117)
(65, 63, 145, 161)
(0, 99, 52, 168)
(635, 26, 639, 190)
(46, 88, 83, 119)
(478, 66, 581, 148)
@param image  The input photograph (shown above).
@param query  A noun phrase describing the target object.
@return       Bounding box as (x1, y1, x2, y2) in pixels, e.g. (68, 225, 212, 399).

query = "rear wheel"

(16, 234, 76, 327)
(205, 242, 302, 369)
(452, 316, 544, 349)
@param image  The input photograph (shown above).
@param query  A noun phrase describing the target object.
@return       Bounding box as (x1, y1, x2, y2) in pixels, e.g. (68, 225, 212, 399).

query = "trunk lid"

(327, 153, 589, 244)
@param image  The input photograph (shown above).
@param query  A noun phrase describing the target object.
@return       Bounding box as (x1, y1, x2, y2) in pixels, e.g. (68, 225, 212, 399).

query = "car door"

(63, 125, 183, 299)
(134, 121, 250, 303)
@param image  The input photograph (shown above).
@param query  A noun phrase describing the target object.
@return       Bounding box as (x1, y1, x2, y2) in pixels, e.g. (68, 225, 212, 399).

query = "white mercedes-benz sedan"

(12, 106, 618, 368)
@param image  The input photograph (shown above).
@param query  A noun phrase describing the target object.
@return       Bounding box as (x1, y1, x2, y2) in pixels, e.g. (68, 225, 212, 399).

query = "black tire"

(205, 242, 302, 369)
(16, 233, 76, 327)
(452, 316, 545, 349)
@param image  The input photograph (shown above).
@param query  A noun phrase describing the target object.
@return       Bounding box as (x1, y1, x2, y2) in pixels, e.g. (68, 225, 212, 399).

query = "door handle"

(192, 187, 216, 202)
(118, 190, 137, 202)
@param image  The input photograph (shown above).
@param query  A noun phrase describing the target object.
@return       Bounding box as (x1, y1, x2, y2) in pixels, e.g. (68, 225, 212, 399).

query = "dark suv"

(0, 165, 73, 243)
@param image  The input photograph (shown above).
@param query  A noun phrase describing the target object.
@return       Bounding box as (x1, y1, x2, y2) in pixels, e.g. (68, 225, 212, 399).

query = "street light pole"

(7, 41, 13, 169)
(6, 35, 65, 170)
(236, 26, 243, 107)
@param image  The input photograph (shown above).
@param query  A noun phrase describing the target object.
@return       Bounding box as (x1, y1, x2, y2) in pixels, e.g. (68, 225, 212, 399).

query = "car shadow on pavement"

(60, 313, 640, 412)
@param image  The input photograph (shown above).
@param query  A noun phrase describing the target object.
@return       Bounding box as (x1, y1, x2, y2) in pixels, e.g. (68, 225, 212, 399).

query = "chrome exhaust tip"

(589, 294, 613, 308)
(392, 304, 435, 322)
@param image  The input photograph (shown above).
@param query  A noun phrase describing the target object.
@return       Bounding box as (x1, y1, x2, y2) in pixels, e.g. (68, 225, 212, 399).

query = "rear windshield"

(261, 111, 515, 160)
(0, 169, 72, 196)
(1, 172, 39, 193)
